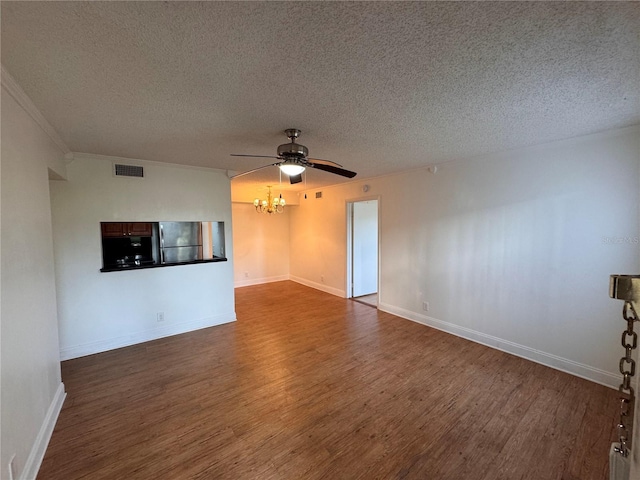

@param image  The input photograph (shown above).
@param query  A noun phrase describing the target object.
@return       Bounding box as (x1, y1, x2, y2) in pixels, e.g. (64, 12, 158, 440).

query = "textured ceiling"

(2, 1, 638, 200)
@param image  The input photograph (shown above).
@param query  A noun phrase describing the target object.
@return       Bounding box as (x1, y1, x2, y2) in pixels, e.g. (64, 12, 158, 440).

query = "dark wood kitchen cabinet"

(101, 222, 153, 238)
(127, 222, 153, 236)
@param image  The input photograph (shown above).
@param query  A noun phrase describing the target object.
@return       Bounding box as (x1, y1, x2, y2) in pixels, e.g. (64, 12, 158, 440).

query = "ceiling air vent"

(315, 191, 323, 199)
(114, 164, 144, 178)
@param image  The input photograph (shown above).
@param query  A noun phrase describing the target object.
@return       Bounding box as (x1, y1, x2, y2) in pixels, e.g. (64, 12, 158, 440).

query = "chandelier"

(254, 186, 286, 214)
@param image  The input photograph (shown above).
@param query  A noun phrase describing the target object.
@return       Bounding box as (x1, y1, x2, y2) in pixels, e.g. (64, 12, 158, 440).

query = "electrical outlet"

(244, 272, 249, 278)
(157, 312, 164, 322)
(8, 454, 15, 480)
(423, 302, 429, 312)
(321, 275, 324, 283)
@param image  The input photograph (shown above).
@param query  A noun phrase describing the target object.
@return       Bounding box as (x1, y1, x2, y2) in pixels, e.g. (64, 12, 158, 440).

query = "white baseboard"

(289, 275, 345, 298)
(21, 382, 66, 480)
(378, 302, 619, 389)
(60, 312, 236, 360)
(234, 275, 290, 288)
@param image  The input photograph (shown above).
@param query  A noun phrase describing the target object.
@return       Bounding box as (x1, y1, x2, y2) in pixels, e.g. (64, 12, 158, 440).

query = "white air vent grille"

(114, 164, 144, 178)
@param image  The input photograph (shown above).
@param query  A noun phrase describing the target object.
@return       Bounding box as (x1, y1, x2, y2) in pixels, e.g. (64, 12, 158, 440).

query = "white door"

(352, 200, 378, 297)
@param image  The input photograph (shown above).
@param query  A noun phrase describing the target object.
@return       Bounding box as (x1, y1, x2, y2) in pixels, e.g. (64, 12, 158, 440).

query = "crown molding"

(1, 65, 71, 155)
(294, 123, 640, 196)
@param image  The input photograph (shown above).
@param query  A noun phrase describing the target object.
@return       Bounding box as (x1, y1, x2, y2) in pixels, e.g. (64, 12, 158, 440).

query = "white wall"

(1, 75, 67, 480)
(288, 188, 347, 297)
(232, 202, 290, 287)
(290, 127, 640, 387)
(50, 154, 236, 360)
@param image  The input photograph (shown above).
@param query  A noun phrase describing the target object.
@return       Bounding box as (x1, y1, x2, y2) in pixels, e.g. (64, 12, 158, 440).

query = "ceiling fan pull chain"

(609, 275, 640, 458)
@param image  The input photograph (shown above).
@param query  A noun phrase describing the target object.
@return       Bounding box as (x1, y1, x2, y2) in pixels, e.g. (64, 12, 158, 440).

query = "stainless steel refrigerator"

(159, 222, 203, 264)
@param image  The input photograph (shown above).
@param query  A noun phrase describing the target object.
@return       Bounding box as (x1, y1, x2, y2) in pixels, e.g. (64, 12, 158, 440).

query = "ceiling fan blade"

(289, 173, 303, 184)
(306, 157, 344, 167)
(229, 163, 280, 179)
(310, 163, 357, 178)
(231, 154, 281, 159)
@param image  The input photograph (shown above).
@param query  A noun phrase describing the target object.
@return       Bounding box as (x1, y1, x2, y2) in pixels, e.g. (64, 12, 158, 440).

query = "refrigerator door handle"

(159, 223, 165, 264)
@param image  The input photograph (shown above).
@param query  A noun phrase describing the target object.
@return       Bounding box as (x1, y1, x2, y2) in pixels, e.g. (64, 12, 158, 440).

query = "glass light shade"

(280, 198, 286, 206)
(279, 163, 305, 176)
(254, 199, 259, 206)
(262, 200, 267, 207)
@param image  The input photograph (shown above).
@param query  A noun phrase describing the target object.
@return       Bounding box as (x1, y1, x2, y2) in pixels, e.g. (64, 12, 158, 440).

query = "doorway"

(347, 199, 379, 306)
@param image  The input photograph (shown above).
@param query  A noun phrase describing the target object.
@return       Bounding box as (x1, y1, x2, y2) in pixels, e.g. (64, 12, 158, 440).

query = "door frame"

(346, 195, 381, 301)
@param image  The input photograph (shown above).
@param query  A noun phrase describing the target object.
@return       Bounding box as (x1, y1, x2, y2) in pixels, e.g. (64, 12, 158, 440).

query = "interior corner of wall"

(48, 165, 67, 181)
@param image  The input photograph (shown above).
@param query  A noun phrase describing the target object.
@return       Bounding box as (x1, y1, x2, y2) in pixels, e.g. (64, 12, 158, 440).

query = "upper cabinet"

(127, 222, 153, 236)
(101, 222, 153, 238)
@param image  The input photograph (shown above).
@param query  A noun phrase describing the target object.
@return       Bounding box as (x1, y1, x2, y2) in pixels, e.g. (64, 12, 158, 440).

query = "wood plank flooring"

(38, 281, 618, 479)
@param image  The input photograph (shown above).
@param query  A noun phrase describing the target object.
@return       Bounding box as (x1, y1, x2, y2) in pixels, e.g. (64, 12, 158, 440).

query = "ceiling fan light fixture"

(279, 163, 305, 176)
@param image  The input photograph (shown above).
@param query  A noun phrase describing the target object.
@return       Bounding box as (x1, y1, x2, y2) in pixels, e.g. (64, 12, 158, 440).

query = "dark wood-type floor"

(39, 281, 617, 479)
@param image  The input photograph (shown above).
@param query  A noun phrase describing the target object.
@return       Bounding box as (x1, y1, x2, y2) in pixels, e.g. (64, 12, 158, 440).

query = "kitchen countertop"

(100, 257, 227, 272)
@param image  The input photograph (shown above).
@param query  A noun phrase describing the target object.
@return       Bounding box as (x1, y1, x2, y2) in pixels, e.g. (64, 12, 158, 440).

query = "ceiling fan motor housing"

(277, 142, 308, 158)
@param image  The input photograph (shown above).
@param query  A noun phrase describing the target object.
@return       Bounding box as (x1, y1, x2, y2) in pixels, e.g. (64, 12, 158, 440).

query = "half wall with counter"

(50, 154, 236, 361)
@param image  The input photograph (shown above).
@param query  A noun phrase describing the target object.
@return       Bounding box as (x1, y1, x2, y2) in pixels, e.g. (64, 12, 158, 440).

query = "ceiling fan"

(230, 129, 357, 184)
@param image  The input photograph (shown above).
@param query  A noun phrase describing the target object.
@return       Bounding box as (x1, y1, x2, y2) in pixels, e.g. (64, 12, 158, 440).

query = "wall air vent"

(316, 191, 322, 199)
(114, 164, 144, 178)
